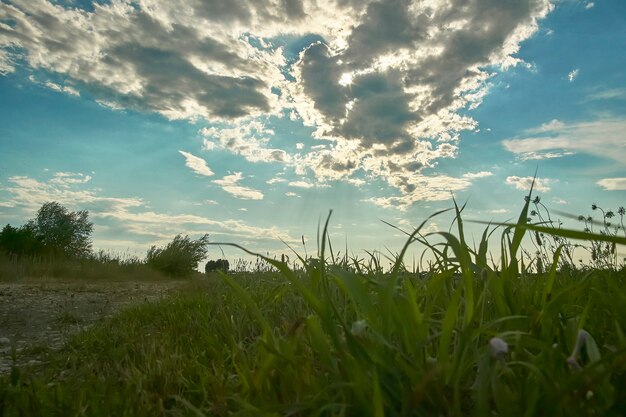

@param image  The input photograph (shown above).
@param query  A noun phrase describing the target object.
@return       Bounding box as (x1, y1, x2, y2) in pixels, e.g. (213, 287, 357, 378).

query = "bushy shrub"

(34, 202, 93, 258)
(146, 234, 209, 277)
(205, 259, 229, 274)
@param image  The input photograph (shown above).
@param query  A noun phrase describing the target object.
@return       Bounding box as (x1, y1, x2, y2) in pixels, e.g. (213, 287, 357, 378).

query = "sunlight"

(338, 72, 353, 87)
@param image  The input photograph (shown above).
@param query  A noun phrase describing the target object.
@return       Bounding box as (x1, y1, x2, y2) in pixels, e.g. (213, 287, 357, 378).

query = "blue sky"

(0, 0, 624, 266)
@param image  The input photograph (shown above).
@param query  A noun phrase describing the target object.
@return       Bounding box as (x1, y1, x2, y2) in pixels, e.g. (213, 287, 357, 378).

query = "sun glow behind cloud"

(0, 0, 555, 208)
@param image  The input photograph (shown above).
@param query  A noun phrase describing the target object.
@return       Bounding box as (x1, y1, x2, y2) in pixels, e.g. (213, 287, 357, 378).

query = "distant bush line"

(0, 202, 219, 280)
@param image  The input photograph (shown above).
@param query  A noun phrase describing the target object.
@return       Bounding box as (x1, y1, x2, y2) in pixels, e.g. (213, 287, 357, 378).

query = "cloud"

(288, 180, 315, 188)
(586, 88, 626, 101)
(462, 171, 493, 179)
(502, 117, 626, 162)
(505, 176, 552, 192)
(515, 151, 574, 161)
(50, 172, 92, 186)
(551, 197, 567, 205)
(0, 173, 297, 244)
(0, 48, 13, 74)
(266, 177, 287, 185)
(0, 0, 278, 121)
(285, 192, 299, 197)
(178, 150, 214, 177)
(200, 120, 291, 163)
(364, 174, 472, 211)
(283, 0, 552, 203)
(1, 0, 554, 207)
(489, 208, 510, 214)
(596, 178, 626, 191)
(213, 172, 264, 200)
(0, 174, 144, 214)
(585, 2, 594, 10)
(567, 68, 579, 82)
(394, 218, 439, 234)
(95, 99, 125, 111)
(44, 81, 80, 96)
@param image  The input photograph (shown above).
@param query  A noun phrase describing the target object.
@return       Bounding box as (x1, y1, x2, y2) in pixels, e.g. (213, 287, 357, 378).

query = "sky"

(0, 0, 625, 267)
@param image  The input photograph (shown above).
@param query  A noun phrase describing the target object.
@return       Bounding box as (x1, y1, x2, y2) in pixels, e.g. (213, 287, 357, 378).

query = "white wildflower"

(489, 337, 508, 359)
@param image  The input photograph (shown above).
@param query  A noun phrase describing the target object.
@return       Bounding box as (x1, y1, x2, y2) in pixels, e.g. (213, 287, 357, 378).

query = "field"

(1, 198, 625, 416)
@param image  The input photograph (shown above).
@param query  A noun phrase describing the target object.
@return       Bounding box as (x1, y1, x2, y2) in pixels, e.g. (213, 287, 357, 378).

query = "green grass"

(1, 196, 625, 416)
(0, 251, 171, 282)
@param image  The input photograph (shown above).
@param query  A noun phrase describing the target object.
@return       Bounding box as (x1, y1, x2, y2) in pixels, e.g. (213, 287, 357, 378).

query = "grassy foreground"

(1, 198, 626, 416)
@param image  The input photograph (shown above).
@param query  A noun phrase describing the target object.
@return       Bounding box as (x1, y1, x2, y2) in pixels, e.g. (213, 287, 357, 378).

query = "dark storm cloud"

(336, 70, 416, 152)
(0, 0, 274, 120)
(109, 43, 268, 117)
(405, 0, 544, 113)
(188, 0, 254, 24)
(283, 0, 306, 19)
(318, 154, 356, 173)
(292, 0, 551, 180)
(299, 42, 348, 118)
(343, 0, 428, 67)
(116, 12, 248, 69)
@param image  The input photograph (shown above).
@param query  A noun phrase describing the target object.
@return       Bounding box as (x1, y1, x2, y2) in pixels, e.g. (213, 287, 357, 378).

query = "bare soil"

(0, 280, 189, 375)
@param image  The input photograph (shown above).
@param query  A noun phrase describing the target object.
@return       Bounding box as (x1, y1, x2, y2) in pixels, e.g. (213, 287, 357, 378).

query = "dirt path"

(0, 280, 188, 375)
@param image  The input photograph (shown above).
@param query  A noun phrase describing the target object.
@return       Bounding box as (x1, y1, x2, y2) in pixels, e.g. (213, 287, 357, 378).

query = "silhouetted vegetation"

(146, 234, 210, 277)
(0, 201, 93, 259)
(205, 258, 229, 274)
(0, 223, 42, 257)
(0, 203, 215, 280)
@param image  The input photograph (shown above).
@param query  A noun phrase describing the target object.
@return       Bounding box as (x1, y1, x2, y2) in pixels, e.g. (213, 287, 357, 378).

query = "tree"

(0, 223, 42, 257)
(33, 202, 93, 258)
(146, 234, 209, 277)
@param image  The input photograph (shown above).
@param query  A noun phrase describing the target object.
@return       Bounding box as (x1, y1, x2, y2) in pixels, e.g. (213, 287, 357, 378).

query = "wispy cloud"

(201, 120, 291, 163)
(0, 49, 12, 75)
(551, 197, 568, 205)
(213, 172, 264, 200)
(0, 173, 296, 245)
(288, 180, 315, 189)
(0, 174, 143, 213)
(567, 68, 579, 82)
(585, 2, 595, 10)
(50, 172, 92, 186)
(586, 88, 626, 101)
(505, 176, 552, 192)
(516, 151, 574, 161)
(44, 81, 80, 96)
(178, 150, 214, 177)
(266, 177, 287, 185)
(363, 175, 472, 211)
(462, 171, 493, 179)
(596, 178, 626, 191)
(502, 117, 626, 162)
